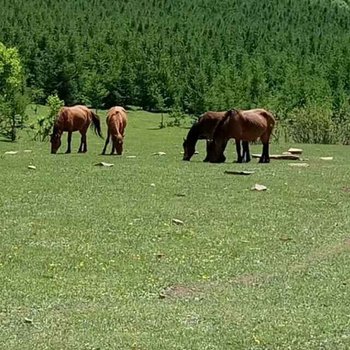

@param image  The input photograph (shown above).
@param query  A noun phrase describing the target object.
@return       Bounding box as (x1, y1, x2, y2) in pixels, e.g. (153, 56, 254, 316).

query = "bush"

(167, 108, 186, 127)
(288, 104, 336, 144)
(30, 94, 64, 141)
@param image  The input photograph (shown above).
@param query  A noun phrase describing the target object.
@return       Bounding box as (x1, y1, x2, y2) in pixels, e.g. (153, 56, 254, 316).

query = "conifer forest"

(1, 0, 350, 142)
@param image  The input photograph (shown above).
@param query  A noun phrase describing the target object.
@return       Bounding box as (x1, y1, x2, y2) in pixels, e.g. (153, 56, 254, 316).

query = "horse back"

(106, 107, 127, 136)
(240, 109, 275, 130)
(197, 111, 226, 138)
(56, 105, 91, 132)
(222, 109, 275, 141)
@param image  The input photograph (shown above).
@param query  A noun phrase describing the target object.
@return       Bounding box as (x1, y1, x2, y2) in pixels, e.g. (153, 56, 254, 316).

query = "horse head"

(115, 135, 124, 155)
(50, 128, 62, 154)
(182, 137, 195, 161)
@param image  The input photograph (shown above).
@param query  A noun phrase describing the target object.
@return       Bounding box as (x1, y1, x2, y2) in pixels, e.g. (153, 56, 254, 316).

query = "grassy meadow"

(1, 106, 350, 349)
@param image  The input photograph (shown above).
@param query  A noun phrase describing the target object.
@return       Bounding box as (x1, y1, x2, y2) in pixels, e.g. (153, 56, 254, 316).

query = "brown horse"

(183, 111, 242, 162)
(102, 106, 128, 155)
(50, 105, 103, 154)
(208, 108, 275, 163)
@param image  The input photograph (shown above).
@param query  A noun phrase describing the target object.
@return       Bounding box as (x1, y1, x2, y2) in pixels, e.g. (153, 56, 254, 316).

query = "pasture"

(1, 107, 350, 349)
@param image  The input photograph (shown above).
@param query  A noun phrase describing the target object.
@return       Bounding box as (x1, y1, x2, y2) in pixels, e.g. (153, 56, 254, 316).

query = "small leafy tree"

(30, 94, 64, 141)
(167, 107, 187, 127)
(0, 42, 28, 141)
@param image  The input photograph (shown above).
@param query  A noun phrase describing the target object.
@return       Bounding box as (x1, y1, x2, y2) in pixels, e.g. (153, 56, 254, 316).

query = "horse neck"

(52, 123, 62, 136)
(213, 117, 227, 139)
(186, 123, 200, 146)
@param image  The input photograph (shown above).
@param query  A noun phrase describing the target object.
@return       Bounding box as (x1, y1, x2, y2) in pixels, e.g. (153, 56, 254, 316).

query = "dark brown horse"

(183, 111, 234, 162)
(50, 105, 103, 154)
(102, 106, 128, 155)
(208, 108, 275, 163)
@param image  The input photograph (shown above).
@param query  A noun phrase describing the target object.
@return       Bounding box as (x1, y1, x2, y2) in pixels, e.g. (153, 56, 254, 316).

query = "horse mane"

(211, 109, 232, 139)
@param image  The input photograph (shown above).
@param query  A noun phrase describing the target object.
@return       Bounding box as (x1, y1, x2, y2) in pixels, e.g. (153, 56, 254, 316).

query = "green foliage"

(288, 104, 336, 144)
(30, 94, 64, 141)
(167, 108, 186, 127)
(0, 42, 27, 141)
(1, 1, 350, 142)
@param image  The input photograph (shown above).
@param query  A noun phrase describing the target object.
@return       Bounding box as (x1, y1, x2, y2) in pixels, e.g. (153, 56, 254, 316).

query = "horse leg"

(219, 140, 228, 162)
(215, 140, 228, 163)
(65, 132, 72, 154)
(259, 143, 268, 163)
(242, 141, 251, 163)
(263, 143, 270, 163)
(83, 133, 87, 153)
(235, 139, 243, 163)
(203, 140, 210, 162)
(102, 132, 110, 155)
(78, 133, 83, 153)
(111, 135, 117, 155)
(259, 132, 270, 163)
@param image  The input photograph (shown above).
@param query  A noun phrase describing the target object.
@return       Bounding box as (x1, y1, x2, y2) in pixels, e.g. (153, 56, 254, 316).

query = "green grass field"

(1, 107, 350, 349)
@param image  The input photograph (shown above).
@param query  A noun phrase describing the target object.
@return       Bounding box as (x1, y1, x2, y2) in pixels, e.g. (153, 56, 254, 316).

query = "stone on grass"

(224, 170, 255, 175)
(172, 218, 184, 225)
(95, 162, 114, 167)
(288, 163, 309, 167)
(251, 184, 267, 191)
(288, 148, 303, 154)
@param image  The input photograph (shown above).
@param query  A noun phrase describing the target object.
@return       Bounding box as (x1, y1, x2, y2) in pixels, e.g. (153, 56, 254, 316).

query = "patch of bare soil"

(231, 273, 275, 287)
(306, 238, 350, 263)
(159, 284, 202, 300)
(230, 239, 350, 287)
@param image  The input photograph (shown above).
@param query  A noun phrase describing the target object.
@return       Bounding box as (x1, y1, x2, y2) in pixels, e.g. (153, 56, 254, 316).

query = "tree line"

(1, 0, 350, 142)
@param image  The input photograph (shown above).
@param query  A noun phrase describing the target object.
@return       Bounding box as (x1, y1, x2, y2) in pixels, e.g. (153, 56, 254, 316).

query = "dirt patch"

(231, 274, 260, 287)
(307, 238, 350, 263)
(231, 273, 274, 287)
(289, 238, 350, 274)
(231, 239, 350, 286)
(341, 187, 350, 193)
(159, 284, 202, 300)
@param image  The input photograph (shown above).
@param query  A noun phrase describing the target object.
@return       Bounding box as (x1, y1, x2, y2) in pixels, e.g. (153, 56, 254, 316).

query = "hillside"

(1, 0, 350, 142)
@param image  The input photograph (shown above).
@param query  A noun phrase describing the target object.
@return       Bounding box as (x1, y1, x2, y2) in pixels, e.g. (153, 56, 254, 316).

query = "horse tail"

(90, 111, 103, 138)
(265, 110, 276, 133)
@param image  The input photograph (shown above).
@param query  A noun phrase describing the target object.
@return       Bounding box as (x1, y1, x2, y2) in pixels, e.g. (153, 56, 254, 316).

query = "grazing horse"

(208, 108, 275, 163)
(183, 111, 241, 162)
(50, 105, 103, 154)
(102, 106, 128, 155)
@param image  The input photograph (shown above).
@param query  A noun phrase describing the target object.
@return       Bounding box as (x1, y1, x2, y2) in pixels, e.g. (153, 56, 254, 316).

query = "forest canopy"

(1, 0, 350, 142)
